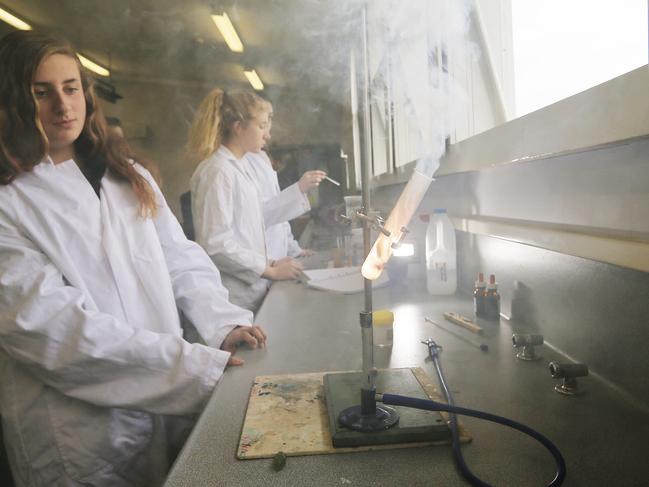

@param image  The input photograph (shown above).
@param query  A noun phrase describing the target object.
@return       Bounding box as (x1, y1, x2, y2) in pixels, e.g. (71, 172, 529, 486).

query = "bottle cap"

(475, 272, 486, 287)
(487, 274, 498, 289)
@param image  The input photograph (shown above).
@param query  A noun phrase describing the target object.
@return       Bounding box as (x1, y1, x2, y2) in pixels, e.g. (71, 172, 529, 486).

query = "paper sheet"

(299, 266, 389, 294)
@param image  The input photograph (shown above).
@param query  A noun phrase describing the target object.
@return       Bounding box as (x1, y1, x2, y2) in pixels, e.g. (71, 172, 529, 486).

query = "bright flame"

(392, 243, 414, 257)
(361, 170, 432, 280)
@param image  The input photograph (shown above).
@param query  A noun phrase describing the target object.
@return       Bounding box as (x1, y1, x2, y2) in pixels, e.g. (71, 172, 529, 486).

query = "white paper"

(299, 266, 389, 294)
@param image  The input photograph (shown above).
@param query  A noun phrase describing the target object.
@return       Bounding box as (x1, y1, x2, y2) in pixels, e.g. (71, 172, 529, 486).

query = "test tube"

(361, 170, 432, 280)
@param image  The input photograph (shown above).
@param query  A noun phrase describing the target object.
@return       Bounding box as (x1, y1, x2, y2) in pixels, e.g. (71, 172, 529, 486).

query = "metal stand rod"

(336, 4, 399, 434)
(359, 2, 375, 395)
(360, 312, 376, 410)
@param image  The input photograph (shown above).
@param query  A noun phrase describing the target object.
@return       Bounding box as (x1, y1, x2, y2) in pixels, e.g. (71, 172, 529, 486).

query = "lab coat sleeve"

(141, 168, 254, 349)
(192, 164, 267, 284)
(0, 210, 229, 416)
(261, 182, 311, 227)
(285, 223, 303, 257)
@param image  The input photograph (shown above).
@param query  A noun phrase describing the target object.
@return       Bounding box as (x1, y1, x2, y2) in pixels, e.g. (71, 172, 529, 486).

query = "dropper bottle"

(484, 274, 501, 320)
(473, 272, 486, 318)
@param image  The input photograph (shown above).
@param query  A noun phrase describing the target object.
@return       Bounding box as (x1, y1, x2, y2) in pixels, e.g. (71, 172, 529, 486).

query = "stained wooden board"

(237, 367, 471, 459)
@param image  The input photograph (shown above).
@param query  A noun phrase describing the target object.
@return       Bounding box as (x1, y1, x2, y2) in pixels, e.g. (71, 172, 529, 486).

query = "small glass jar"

(373, 310, 394, 347)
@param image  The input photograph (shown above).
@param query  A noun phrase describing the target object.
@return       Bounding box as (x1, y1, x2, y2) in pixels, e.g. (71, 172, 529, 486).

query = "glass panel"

(2, 0, 646, 251)
(512, 0, 648, 117)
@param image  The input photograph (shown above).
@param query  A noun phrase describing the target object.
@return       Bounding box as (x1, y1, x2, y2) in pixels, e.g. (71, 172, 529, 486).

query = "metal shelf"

(451, 215, 649, 273)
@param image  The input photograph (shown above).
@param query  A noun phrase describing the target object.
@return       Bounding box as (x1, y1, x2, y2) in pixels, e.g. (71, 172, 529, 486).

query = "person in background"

(188, 89, 308, 313)
(105, 115, 163, 187)
(244, 100, 325, 263)
(0, 31, 265, 487)
(275, 150, 301, 190)
(105, 115, 125, 138)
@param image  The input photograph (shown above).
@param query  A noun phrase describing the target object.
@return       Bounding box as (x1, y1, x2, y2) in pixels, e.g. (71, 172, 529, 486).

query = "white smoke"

(232, 0, 474, 176)
(364, 0, 473, 176)
(266, 0, 474, 174)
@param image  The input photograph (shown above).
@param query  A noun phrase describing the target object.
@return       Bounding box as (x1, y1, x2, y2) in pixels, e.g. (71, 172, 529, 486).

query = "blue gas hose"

(377, 340, 566, 486)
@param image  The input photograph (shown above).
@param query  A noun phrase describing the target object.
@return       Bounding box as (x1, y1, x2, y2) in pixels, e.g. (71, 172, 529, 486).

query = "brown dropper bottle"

(473, 272, 486, 317)
(484, 274, 501, 320)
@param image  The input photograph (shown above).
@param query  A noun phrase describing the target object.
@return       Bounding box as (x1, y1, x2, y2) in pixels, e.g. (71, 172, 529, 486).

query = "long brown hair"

(185, 88, 267, 166)
(0, 31, 157, 216)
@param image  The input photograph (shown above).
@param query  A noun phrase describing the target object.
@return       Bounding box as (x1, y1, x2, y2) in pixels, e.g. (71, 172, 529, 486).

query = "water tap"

(549, 362, 589, 395)
(512, 334, 544, 361)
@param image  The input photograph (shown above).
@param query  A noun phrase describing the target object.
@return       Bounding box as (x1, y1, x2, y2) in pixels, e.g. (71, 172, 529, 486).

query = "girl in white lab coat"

(188, 89, 309, 312)
(244, 100, 327, 261)
(0, 31, 266, 487)
(245, 149, 313, 260)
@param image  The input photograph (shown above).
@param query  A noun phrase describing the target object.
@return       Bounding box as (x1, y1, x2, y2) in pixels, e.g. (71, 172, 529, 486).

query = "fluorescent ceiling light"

(211, 13, 244, 53)
(0, 7, 109, 78)
(78, 54, 110, 77)
(244, 69, 264, 91)
(0, 6, 32, 30)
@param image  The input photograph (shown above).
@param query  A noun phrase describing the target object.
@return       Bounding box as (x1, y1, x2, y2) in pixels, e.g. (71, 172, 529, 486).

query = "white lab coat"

(244, 151, 310, 260)
(0, 157, 253, 487)
(191, 146, 269, 312)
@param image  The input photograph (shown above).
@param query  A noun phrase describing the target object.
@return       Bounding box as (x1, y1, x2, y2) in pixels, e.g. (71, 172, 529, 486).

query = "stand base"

(324, 368, 450, 447)
(339, 404, 399, 432)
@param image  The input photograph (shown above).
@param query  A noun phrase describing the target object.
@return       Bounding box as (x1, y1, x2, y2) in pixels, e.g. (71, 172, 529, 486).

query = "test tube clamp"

(339, 207, 391, 237)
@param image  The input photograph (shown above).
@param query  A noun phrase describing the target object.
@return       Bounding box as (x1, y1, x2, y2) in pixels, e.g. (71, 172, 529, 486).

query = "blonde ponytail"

(185, 88, 225, 166)
(185, 88, 267, 166)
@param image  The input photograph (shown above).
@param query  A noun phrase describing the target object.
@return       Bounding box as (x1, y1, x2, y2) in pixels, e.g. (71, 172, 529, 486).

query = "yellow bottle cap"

(372, 310, 394, 327)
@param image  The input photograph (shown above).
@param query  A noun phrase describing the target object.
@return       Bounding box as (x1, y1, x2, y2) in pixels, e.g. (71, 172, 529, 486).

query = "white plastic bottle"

(425, 208, 457, 294)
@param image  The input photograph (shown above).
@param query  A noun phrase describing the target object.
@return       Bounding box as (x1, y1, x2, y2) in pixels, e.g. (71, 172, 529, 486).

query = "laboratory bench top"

(164, 275, 649, 487)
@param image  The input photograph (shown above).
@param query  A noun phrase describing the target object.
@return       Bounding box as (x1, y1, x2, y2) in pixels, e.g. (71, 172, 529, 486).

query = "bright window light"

(512, 0, 648, 116)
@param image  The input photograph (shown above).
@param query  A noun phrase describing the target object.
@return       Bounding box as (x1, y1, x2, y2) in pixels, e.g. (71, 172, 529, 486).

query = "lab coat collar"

(216, 145, 257, 184)
(41, 155, 56, 166)
(216, 145, 241, 163)
(40, 155, 75, 167)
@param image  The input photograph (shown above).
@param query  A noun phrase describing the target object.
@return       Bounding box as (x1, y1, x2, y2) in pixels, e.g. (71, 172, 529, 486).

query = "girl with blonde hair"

(243, 101, 326, 262)
(189, 88, 304, 312)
